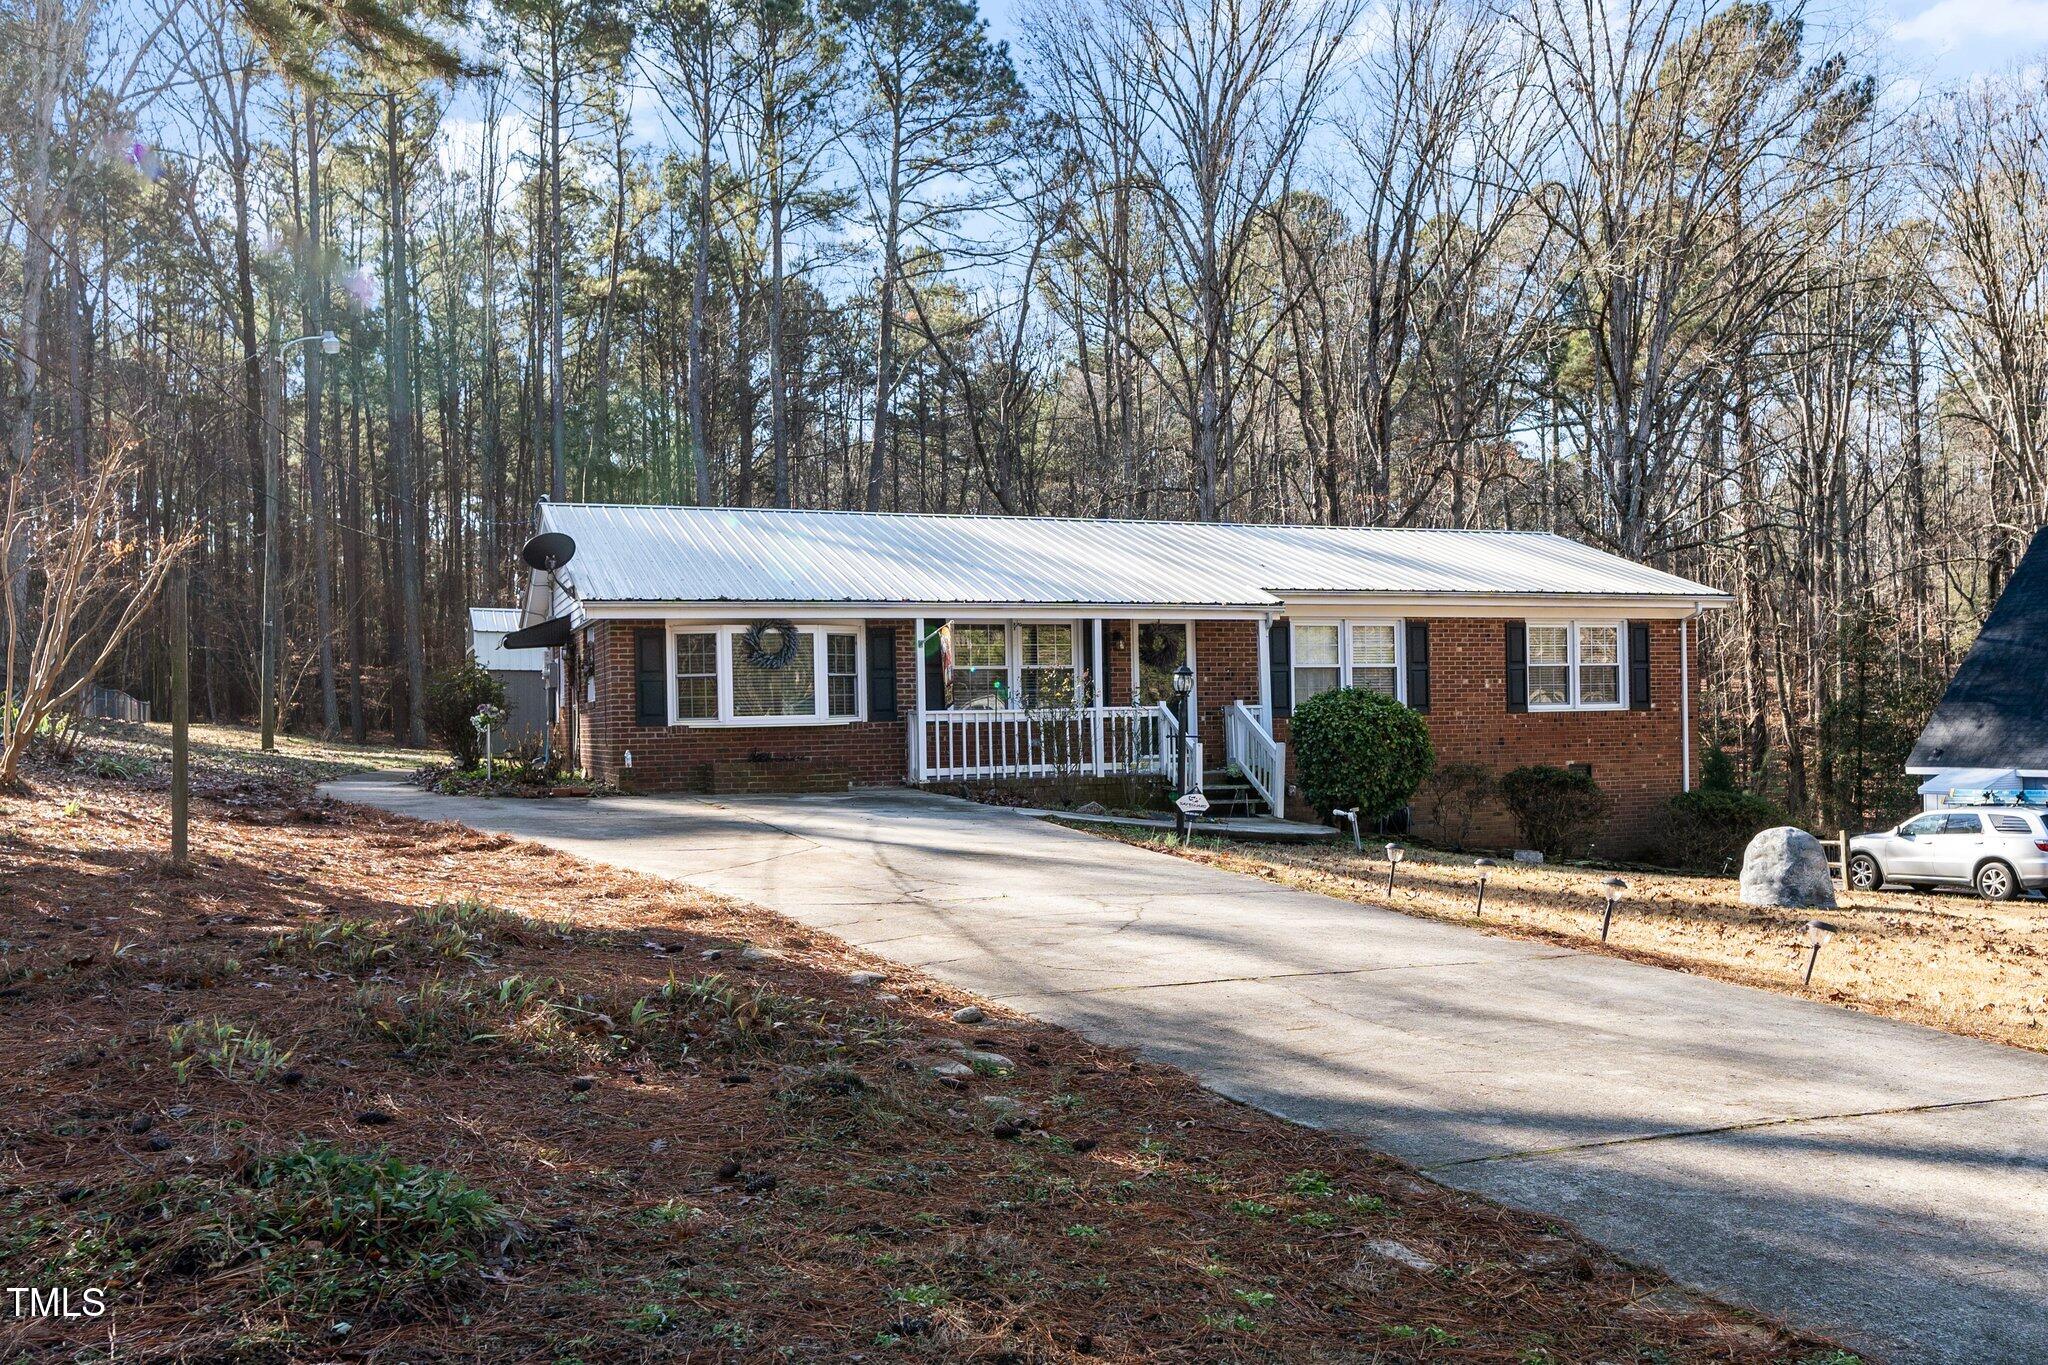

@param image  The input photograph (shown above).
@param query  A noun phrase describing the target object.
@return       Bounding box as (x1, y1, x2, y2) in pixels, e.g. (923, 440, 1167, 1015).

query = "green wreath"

(739, 619, 800, 669)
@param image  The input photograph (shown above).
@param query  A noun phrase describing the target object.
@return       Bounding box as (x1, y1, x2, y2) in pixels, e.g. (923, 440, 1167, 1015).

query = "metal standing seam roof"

(469, 606, 544, 671)
(533, 503, 1728, 608)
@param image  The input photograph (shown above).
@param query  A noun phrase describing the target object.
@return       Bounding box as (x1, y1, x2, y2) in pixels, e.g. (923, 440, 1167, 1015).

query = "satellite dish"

(521, 531, 577, 572)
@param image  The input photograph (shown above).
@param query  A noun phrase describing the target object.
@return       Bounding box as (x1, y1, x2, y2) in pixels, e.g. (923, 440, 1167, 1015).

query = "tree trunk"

(385, 95, 429, 747)
(305, 91, 339, 738)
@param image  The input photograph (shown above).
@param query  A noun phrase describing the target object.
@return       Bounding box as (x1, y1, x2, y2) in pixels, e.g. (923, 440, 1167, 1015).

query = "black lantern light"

(1472, 857, 1496, 917)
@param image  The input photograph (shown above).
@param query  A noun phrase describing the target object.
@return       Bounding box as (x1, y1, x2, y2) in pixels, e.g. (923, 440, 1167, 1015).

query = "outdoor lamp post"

(1598, 876, 1628, 942)
(1472, 858, 1496, 917)
(1334, 807, 1361, 851)
(279, 329, 341, 359)
(1385, 842, 1406, 894)
(1172, 663, 1195, 840)
(1802, 920, 1837, 985)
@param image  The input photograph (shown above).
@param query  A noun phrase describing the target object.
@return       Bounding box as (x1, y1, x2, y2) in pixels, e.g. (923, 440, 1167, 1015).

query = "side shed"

(469, 606, 548, 754)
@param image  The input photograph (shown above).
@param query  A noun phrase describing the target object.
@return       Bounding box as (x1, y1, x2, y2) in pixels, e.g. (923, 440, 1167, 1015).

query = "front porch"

(902, 615, 1287, 816)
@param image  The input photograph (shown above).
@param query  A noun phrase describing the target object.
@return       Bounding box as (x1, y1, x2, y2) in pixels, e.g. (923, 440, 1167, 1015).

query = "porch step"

(1199, 773, 1270, 818)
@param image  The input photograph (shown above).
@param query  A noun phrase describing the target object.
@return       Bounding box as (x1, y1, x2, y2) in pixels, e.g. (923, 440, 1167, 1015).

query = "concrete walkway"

(323, 775, 2048, 1363)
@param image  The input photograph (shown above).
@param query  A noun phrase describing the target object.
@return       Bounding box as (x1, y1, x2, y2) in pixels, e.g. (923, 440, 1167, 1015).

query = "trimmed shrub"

(425, 658, 506, 769)
(1661, 787, 1789, 870)
(1700, 745, 1738, 793)
(1290, 687, 1435, 821)
(1498, 764, 1613, 858)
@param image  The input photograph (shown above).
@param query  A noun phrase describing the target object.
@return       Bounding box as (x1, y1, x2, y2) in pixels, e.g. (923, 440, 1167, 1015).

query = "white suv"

(1847, 809, 2048, 900)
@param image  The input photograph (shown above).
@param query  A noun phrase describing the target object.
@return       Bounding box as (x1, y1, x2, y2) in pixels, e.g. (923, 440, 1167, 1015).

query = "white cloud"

(1893, 0, 2048, 47)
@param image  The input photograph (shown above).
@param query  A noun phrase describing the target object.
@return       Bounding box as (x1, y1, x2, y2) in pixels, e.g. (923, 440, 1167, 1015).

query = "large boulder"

(1738, 826, 1837, 908)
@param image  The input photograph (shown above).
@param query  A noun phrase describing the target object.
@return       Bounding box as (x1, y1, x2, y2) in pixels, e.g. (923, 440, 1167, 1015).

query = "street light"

(1472, 857, 1496, 917)
(1802, 920, 1837, 985)
(1171, 663, 1195, 840)
(279, 330, 341, 359)
(1598, 876, 1628, 942)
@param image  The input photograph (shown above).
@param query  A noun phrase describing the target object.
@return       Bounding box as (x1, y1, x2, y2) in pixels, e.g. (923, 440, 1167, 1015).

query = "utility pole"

(169, 561, 190, 868)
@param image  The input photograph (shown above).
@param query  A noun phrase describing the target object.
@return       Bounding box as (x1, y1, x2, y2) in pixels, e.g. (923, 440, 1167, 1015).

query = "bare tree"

(1, 451, 195, 786)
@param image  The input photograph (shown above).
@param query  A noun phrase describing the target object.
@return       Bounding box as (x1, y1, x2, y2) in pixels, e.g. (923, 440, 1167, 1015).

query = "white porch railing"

(916, 703, 1201, 789)
(1225, 699, 1285, 817)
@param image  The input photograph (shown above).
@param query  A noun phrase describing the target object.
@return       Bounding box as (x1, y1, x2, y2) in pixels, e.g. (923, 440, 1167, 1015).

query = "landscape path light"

(1803, 920, 1837, 986)
(1599, 876, 1628, 942)
(1171, 664, 1195, 841)
(1334, 807, 1360, 851)
(1385, 842, 1406, 895)
(1472, 858, 1496, 917)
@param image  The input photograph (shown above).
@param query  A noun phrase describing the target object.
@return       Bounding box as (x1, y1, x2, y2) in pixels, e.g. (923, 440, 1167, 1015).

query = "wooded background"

(7, 0, 2043, 828)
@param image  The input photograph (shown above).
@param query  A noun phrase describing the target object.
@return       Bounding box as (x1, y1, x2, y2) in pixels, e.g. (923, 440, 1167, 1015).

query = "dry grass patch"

(1072, 823, 2048, 1051)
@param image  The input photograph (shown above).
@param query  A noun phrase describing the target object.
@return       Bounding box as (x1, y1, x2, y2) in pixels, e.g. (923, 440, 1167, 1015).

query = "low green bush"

(1498, 765, 1612, 858)
(425, 658, 506, 769)
(1290, 688, 1435, 821)
(1661, 787, 1789, 870)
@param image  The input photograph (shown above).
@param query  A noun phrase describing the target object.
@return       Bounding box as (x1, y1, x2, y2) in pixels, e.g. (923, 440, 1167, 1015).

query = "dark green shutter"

(1269, 621, 1292, 719)
(1628, 621, 1652, 710)
(634, 629, 665, 726)
(867, 626, 898, 719)
(1405, 621, 1430, 713)
(1505, 621, 1528, 712)
(1079, 622, 1096, 693)
(922, 620, 946, 710)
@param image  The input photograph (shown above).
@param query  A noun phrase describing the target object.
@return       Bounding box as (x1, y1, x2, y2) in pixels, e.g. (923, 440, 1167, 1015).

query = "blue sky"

(1880, 0, 2048, 83)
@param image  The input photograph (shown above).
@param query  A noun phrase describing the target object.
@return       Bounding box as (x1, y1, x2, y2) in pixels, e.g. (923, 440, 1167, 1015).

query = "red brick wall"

(1271, 617, 1697, 856)
(569, 612, 1699, 855)
(571, 619, 913, 793)
(1193, 619, 1261, 756)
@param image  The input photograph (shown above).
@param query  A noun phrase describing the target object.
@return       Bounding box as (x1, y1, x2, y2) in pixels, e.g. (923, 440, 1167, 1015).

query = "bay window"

(1524, 620, 1624, 711)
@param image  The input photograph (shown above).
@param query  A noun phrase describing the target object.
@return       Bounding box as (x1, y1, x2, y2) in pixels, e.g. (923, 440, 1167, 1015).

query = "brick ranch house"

(506, 504, 1729, 853)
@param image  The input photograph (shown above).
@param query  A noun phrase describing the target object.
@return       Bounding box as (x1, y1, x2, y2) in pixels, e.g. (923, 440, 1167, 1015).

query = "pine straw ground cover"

(1063, 824, 2048, 1055)
(0, 749, 1853, 1362)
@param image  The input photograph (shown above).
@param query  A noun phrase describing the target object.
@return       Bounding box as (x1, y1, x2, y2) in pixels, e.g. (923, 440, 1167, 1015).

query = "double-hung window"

(1293, 620, 1403, 701)
(674, 631, 718, 719)
(1292, 624, 1342, 701)
(1350, 623, 1400, 696)
(949, 624, 1010, 708)
(671, 625, 863, 724)
(1525, 621, 1624, 711)
(826, 634, 860, 718)
(1019, 624, 1075, 707)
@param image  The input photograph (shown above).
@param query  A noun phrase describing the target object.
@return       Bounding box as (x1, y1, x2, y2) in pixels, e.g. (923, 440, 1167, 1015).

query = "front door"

(1134, 623, 1191, 711)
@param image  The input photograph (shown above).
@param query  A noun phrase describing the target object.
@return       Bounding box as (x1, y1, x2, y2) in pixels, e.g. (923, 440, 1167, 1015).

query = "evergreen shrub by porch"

(426, 658, 507, 769)
(1661, 788, 1790, 870)
(1499, 764, 1613, 858)
(1291, 688, 1434, 821)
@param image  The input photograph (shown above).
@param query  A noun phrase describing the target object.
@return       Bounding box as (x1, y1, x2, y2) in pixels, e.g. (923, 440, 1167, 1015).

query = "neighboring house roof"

(469, 605, 543, 672)
(532, 503, 1727, 611)
(1909, 528, 2048, 772)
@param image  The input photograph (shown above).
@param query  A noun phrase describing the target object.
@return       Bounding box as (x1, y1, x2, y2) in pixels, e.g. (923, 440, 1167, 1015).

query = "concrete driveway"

(323, 775, 2048, 1363)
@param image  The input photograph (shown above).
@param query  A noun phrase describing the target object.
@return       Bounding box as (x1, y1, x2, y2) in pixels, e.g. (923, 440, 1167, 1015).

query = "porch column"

(911, 617, 927, 782)
(1255, 614, 1272, 731)
(1091, 617, 1106, 777)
